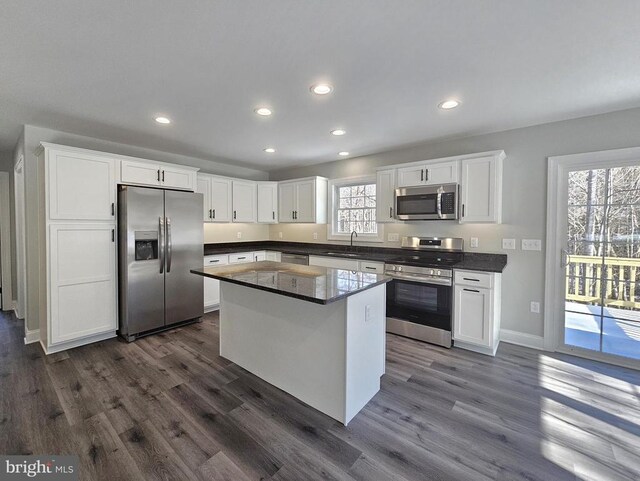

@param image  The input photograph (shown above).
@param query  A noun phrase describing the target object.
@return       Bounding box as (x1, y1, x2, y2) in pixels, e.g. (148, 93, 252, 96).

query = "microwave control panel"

(441, 192, 456, 214)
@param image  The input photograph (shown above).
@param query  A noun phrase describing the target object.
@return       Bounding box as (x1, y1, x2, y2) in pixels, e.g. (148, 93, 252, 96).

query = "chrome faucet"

(350, 230, 358, 248)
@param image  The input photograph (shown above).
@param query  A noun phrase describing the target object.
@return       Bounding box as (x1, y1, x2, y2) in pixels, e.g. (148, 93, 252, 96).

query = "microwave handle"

(437, 191, 443, 219)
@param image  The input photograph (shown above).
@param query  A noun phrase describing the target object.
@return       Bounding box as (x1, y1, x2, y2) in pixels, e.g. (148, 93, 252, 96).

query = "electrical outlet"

(313, 232, 318, 240)
(278, 231, 283, 239)
(388, 233, 399, 242)
(530, 301, 540, 313)
(236, 231, 242, 239)
(470, 237, 479, 248)
(365, 305, 372, 323)
(502, 238, 516, 250)
(522, 239, 542, 251)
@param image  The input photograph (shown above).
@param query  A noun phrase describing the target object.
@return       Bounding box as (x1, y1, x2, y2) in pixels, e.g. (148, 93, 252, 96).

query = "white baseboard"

(24, 328, 40, 344)
(500, 329, 545, 350)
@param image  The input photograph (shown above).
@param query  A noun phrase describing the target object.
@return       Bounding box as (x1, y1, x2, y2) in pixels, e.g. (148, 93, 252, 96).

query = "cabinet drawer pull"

(209, 259, 219, 263)
(237, 256, 246, 260)
(463, 288, 480, 293)
(365, 266, 376, 270)
(463, 277, 480, 282)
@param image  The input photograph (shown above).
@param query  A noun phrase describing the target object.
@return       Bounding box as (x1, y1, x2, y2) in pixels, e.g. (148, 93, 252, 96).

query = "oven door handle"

(385, 272, 452, 286)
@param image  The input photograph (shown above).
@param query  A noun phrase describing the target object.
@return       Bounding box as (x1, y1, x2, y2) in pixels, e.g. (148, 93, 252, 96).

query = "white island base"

(219, 282, 386, 425)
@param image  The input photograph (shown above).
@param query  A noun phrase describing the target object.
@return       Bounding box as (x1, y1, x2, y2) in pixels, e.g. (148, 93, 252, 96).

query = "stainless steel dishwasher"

(281, 253, 309, 265)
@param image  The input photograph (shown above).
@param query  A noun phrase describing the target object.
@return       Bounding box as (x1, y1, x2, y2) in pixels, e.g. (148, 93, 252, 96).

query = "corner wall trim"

(24, 328, 40, 344)
(500, 329, 545, 350)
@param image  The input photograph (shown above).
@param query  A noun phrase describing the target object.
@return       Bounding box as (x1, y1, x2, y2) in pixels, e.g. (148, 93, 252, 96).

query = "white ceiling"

(1, 1, 639, 170)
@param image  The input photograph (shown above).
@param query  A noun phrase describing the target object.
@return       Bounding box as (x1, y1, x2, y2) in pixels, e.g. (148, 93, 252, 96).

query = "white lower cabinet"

(47, 224, 117, 350)
(265, 251, 281, 261)
(453, 270, 501, 356)
(308, 255, 384, 273)
(204, 255, 229, 312)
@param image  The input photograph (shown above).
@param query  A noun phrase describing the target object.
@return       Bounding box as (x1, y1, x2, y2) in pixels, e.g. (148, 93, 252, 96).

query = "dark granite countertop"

(191, 261, 391, 304)
(203, 241, 508, 273)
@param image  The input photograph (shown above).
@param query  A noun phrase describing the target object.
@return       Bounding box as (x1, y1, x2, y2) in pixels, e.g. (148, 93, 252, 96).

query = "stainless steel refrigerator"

(118, 185, 204, 341)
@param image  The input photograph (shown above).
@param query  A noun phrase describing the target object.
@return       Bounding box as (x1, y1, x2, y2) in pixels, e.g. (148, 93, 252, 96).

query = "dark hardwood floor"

(1, 310, 640, 480)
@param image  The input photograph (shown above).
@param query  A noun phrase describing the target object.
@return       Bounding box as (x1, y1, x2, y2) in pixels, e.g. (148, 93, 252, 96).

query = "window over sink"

(328, 176, 384, 242)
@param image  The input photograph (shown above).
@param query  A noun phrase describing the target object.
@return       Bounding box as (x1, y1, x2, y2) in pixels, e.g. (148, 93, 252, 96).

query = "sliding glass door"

(564, 166, 640, 361)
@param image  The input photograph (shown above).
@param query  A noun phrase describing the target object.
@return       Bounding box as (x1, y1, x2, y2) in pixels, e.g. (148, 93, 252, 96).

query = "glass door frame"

(545, 146, 640, 369)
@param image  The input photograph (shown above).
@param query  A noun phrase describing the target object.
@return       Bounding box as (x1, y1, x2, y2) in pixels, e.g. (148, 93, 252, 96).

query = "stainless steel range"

(385, 236, 463, 347)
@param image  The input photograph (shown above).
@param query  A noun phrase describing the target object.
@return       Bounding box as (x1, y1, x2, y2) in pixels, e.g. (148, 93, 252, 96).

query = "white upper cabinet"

(376, 169, 396, 223)
(47, 148, 116, 221)
(459, 152, 504, 224)
(397, 160, 458, 187)
(197, 174, 232, 222)
(278, 177, 328, 223)
(121, 159, 196, 191)
(278, 182, 296, 223)
(257, 182, 278, 223)
(232, 180, 257, 223)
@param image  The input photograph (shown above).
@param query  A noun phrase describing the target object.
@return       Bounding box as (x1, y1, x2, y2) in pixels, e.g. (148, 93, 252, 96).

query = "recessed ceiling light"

(155, 116, 171, 124)
(264, 147, 276, 153)
(330, 129, 346, 136)
(438, 100, 460, 110)
(311, 84, 333, 95)
(254, 107, 272, 116)
(338, 151, 350, 157)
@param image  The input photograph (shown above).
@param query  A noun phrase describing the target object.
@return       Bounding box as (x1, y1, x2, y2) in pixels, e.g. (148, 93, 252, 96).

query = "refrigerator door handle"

(159, 216, 165, 274)
(166, 217, 172, 273)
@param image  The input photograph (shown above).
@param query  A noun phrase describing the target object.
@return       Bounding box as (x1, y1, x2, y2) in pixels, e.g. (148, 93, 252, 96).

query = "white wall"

(20, 125, 270, 331)
(269, 107, 640, 339)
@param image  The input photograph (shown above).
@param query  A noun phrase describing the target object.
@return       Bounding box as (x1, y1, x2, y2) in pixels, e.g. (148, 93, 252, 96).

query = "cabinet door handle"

(233, 210, 237, 220)
(212, 209, 215, 219)
(162, 170, 165, 182)
(425, 168, 429, 181)
(272, 211, 275, 220)
(157, 169, 160, 181)
(463, 288, 480, 293)
(462, 277, 480, 282)
(421, 169, 424, 182)
(111, 228, 115, 242)
(209, 209, 212, 219)
(389, 206, 393, 218)
(111, 203, 115, 216)
(462, 204, 465, 217)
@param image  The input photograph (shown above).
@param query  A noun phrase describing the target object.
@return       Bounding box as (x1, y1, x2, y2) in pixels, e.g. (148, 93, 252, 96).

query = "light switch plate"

(388, 233, 399, 242)
(522, 239, 542, 251)
(236, 231, 242, 239)
(530, 301, 540, 313)
(502, 238, 516, 250)
(313, 232, 318, 240)
(470, 237, 479, 248)
(278, 231, 283, 239)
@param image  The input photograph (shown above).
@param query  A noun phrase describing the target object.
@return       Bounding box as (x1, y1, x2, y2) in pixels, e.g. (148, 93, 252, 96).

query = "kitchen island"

(191, 261, 391, 425)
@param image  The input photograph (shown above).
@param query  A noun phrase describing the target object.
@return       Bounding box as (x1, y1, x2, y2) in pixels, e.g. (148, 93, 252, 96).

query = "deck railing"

(566, 255, 640, 309)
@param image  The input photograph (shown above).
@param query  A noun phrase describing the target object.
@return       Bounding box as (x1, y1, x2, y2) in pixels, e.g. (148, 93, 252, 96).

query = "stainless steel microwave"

(395, 183, 459, 220)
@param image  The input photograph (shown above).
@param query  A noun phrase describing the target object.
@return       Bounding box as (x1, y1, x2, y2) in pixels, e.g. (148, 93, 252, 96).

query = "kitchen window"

(328, 176, 384, 241)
